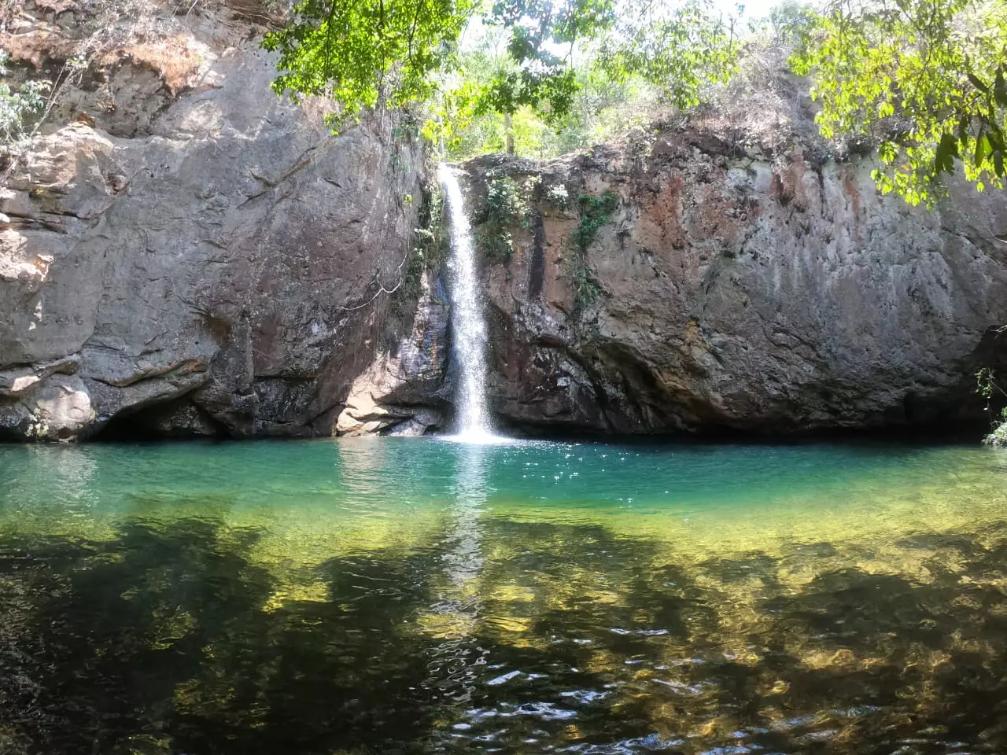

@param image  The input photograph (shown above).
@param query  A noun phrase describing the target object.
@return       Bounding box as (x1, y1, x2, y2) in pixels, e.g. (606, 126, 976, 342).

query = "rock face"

(0, 0, 426, 440)
(455, 124, 1007, 434)
(335, 274, 453, 436)
(3, 7, 1005, 442)
(346, 73, 1007, 439)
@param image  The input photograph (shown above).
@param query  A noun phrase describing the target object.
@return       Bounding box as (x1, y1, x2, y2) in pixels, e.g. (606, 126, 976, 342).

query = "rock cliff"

(465, 120, 1007, 433)
(0, 0, 426, 440)
(3, 8, 1005, 441)
(356, 72, 1007, 437)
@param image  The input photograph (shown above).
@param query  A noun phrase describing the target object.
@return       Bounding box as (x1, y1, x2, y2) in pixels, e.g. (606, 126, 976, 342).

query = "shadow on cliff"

(0, 515, 1005, 752)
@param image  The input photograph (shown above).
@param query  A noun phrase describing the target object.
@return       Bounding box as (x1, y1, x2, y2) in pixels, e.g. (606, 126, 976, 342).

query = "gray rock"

(0, 2, 425, 441)
(5, 6, 1005, 441)
(453, 118, 1007, 434)
(336, 270, 452, 436)
(0, 375, 94, 441)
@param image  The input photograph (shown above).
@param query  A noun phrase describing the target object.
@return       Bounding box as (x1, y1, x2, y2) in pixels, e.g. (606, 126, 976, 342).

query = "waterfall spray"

(438, 164, 500, 443)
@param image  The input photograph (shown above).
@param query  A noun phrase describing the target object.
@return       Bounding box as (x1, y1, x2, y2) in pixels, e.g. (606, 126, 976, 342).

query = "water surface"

(1, 438, 1006, 753)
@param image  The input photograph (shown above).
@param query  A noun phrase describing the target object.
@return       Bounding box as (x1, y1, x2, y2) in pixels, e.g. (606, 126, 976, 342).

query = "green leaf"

(967, 71, 989, 93)
(796, 0, 1007, 204)
(976, 133, 989, 166)
(934, 133, 958, 174)
(995, 66, 1007, 107)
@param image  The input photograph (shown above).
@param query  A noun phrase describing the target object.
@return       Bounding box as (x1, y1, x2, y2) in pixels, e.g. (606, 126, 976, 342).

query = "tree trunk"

(504, 112, 515, 155)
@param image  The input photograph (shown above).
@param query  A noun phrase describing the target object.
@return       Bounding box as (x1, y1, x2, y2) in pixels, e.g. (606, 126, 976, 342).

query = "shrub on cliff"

(985, 418, 1007, 448)
(0, 52, 48, 147)
(792, 0, 1007, 205)
(978, 368, 1007, 447)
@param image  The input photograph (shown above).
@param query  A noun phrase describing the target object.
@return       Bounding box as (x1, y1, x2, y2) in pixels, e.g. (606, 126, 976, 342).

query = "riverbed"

(0, 438, 1005, 752)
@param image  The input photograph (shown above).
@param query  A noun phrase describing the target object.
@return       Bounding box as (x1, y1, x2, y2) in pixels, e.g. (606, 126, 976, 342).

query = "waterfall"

(438, 164, 499, 443)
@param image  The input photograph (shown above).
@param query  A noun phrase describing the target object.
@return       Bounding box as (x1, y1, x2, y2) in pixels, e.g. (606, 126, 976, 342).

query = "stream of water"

(1, 438, 1006, 752)
(438, 164, 499, 443)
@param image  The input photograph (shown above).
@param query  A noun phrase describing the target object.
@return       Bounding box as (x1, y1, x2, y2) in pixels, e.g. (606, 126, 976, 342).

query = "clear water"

(438, 164, 498, 442)
(1, 438, 1006, 753)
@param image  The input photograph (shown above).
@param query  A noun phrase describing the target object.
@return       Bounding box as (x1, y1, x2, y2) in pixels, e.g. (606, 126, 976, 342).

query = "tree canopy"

(792, 0, 1007, 205)
(262, 0, 476, 131)
(264, 0, 1007, 204)
(264, 0, 738, 152)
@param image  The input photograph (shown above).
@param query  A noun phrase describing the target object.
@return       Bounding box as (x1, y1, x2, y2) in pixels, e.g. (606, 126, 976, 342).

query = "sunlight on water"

(0, 438, 1006, 752)
(439, 432, 517, 446)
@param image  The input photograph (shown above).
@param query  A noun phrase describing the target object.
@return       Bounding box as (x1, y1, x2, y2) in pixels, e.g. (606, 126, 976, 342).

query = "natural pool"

(0, 438, 1006, 753)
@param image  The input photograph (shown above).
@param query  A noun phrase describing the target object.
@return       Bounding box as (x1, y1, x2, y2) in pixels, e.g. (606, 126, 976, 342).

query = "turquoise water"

(1, 438, 1006, 752)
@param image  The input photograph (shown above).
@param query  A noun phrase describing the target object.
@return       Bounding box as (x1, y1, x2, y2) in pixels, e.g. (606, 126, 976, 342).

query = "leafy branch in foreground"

(265, 0, 741, 151)
(791, 0, 1007, 205)
(262, 0, 476, 131)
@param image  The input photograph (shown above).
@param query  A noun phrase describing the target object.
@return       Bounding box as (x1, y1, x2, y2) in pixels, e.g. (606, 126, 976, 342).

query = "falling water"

(438, 164, 499, 442)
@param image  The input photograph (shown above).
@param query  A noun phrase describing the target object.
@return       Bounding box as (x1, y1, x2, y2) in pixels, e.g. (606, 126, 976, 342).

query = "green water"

(1, 438, 1006, 753)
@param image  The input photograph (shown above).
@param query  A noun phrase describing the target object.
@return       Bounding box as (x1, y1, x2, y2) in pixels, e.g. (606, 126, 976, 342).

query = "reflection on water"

(425, 442, 489, 710)
(0, 439, 1006, 752)
(445, 441, 489, 588)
